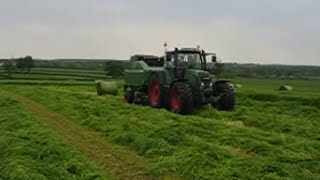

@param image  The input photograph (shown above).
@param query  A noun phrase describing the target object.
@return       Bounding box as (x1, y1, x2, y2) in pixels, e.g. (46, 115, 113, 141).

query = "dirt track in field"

(2, 91, 154, 180)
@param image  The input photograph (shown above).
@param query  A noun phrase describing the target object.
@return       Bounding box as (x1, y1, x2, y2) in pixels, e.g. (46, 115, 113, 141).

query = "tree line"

(1, 56, 35, 78)
(103, 61, 320, 80)
(1, 56, 319, 80)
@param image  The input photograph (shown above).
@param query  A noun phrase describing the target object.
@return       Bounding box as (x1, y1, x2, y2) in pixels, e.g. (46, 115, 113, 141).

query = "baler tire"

(148, 74, 164, 108)
(170, 82, 193, 114)
(213, 82, 235, 110)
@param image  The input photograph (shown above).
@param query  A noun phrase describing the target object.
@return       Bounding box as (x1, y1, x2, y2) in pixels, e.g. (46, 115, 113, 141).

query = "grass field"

(0, 94, 110, 180)
(0, 77, 319, 180)
(0, 68, 109, 81)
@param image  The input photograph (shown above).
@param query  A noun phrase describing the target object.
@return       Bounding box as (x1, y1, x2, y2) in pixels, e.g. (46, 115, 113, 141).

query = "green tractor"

(124, 47, 235, 114)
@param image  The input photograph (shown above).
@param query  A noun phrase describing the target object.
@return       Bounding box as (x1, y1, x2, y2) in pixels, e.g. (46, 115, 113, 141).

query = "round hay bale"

(97, 81, 118, 96)
(279, 85, 293, 91)
(235, 84, 242, 88)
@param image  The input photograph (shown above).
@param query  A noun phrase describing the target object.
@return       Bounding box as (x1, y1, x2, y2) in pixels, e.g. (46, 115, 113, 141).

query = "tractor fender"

(212, 80, 234, 92)
(213, 80, 232, 89)
(214, 80, 230, 84)
(168, 80, 191, 92)
(148, 72, 166, 85)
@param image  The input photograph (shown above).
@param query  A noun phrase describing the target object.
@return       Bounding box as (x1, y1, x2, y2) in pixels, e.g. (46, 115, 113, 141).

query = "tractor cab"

(164, 48, 216, 71)
(163, 47, 217, 81)
(165, 48, 204, 70)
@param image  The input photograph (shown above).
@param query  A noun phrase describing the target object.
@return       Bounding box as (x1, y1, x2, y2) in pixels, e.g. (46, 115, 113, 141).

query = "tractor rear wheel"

(148, 74, 164, 108)
(212, 82, 235, 110)
(170, 82, 193, 114)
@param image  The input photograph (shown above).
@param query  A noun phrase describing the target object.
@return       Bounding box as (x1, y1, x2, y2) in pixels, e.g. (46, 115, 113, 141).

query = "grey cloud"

(0, 0, 319, 65)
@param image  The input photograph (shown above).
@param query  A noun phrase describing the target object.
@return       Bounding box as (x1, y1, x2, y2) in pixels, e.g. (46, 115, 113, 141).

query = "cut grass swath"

(0, 95, 111, 180)
(3, 82, 319, 180)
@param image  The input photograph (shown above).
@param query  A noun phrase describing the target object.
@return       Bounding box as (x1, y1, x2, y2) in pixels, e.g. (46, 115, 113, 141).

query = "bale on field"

(235, 84, 242, 88)
(97, 81, 118, 96)
(230, 83, 242, 89)
(279, 85, 293, 91)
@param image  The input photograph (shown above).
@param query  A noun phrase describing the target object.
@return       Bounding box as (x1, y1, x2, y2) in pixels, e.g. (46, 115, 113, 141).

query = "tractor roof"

(130, 54, 159, 61)
(166, 48, 201, 54)
(130, 54, 164, 67)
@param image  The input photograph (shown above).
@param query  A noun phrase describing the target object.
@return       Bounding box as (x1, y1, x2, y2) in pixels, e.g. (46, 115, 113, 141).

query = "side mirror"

(174, 48, 179, 69)
(211, 56, 217, 63)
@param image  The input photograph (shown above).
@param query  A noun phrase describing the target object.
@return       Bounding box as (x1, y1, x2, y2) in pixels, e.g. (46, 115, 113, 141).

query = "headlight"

(201, 82, 205, 86)
(209, 83, 213, 87)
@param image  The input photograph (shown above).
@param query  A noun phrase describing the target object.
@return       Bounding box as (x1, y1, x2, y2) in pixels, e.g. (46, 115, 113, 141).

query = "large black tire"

(148, 73, 164, 108)
(212, 82, 235, 110)
(170, 82, 193, 114)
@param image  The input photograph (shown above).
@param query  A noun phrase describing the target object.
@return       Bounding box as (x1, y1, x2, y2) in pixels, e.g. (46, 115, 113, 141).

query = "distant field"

(0, 67, 109, 81)
(0, 77, 319, 179)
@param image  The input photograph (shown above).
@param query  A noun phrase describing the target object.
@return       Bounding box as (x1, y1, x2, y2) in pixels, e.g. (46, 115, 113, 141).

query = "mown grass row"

(0, 80, 97, 86)
(46, 79, 320, 140)
(195, 93, 320, 140)
(31, 68, 106, 75)
(0, 68, 106, 75)
(0, 74, 106, 81)
(232, 78, 320, 96)
(0, 94, 111, 180)
(0, 74, 95, 81)
(13, 71, 107, 79)
(0, 67, 108, 81)
(3, 84, 320, 180)
(195, 78, 320, 141)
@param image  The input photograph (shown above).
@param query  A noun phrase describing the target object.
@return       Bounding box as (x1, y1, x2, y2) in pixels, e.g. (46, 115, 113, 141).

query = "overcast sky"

(0, 0, 319, 65)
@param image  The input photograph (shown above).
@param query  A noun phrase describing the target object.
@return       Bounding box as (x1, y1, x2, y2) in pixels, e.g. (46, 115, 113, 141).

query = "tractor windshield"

(176, 53, 202, 69)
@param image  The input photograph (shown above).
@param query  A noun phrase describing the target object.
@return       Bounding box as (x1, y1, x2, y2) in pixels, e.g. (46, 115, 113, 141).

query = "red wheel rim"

(171, 88, 180, 111)
(150, 82, 160, 105)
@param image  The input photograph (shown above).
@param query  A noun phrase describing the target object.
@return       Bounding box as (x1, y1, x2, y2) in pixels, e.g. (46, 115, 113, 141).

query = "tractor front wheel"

(170, 82, 193, 114)
(212, 82, 235, 110)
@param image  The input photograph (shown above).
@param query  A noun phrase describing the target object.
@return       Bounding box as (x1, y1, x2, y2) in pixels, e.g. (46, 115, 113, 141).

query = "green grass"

(0, 80, 97, 85)
(15, 71, 107, 79)
(232, 78, 320, 96)
(31, 68, 106, 75)
(0, 67, 109, 81)
(1, 78, 319, 179)
(196, 78, 320, 140)
(7, 74, 95, 81)
(0, 95, 111, 180)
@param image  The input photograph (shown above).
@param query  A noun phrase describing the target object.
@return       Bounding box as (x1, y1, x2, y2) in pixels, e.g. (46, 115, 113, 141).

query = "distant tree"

(285, 71, 294, 79)
(103, 61, 124, 78)
(16, 58, 25, 72)
(211, 61, 224, 79)
(16, 56, 35, 73)
(25, 56, 34, 73)
(3, 60, 15, 78)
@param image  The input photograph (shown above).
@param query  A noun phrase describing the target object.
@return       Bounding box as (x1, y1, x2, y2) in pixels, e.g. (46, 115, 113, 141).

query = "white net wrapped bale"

(230, 83, 242, 89)
(279, 85, 293, 91)
(97, 81, 118, 96)
(235, 84, 242, 88)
